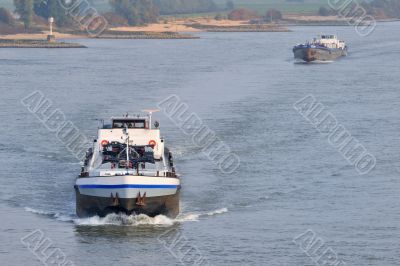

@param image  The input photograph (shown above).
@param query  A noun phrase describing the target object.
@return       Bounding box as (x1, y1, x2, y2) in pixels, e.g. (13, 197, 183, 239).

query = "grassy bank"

(95, 30, 199, 39)
(188, 23, 290, 32)
(0, 38, 86, 48)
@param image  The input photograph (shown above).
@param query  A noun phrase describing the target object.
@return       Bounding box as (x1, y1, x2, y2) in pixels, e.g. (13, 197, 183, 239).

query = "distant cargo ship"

(293, 35, 347, 62)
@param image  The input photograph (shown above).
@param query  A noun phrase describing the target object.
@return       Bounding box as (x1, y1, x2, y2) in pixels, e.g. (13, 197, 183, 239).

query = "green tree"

(318, 6, 331, 16)
(228, 8, 259, 20)
(153, 0, 218, 15)
(366, 0, 400, 18)
(0, 7, 15, 25)
(33, 0, 73, 26)
(109, 0, 158, 25)
(265, 8, 282, 22)
(14, 0, 34, 28)
(214, 13, 223, 20)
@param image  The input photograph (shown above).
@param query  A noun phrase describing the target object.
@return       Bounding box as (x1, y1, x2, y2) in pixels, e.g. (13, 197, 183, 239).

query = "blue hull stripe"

(78, 184, 179, 189)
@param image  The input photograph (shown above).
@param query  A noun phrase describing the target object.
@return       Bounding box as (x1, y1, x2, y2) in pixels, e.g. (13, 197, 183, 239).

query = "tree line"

(4, 0, 233, 29)
(362, 0, 400, 18)
(153, 0, 218, 15)
(109, 0, 234, 24)
(319, 0, 400, 18)
(5, 0, 400, 31)
(11, 0, 78, 29)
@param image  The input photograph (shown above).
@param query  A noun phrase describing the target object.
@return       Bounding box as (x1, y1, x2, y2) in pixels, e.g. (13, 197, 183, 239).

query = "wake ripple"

(24, 207, 228, 226)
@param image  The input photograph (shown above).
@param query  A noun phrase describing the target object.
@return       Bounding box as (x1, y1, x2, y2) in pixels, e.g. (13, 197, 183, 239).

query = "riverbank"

(0, 30, 198, 40)
(0, 32, 86, 40)
(187, 23, 290, 32)
(91, 30, 198, 39)
(111, 18, 290, 33)
(1, 15, 396, 41)
(0, 39, 86, 48)
(280, 14, 399, 26)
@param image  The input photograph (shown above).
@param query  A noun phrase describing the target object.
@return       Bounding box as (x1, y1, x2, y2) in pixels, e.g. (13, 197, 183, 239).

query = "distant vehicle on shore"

(293, 35, 347, 62)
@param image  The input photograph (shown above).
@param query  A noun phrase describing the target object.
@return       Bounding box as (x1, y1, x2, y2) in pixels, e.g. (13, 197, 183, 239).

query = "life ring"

(101, 140, 109, 146)
(149, 140, 157, 147)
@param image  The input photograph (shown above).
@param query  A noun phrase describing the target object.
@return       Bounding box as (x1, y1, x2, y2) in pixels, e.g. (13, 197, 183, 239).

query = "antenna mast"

(123, 126, 130, 172)
(142, 109, 160, 130)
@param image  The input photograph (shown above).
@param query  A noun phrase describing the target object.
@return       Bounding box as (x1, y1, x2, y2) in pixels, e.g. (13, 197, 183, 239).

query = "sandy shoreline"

(109, 18, 249, 33)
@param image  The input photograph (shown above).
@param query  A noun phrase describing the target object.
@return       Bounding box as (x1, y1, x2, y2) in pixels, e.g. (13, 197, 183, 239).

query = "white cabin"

(82, 113, 175, 178)
(311, 35, 346, 49)
(98, 116, 164, 159)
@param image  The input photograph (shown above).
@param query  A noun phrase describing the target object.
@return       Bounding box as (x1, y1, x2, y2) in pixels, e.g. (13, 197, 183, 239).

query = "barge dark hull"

(75, 186, 180, 218)
(293, 47, 347, 62)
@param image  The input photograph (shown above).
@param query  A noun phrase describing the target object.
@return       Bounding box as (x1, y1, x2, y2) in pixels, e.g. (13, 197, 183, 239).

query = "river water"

(1, 22, 400, 266)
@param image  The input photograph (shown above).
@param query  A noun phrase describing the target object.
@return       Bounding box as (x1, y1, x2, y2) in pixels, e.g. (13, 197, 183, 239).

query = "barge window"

(134, 121, 145, 128)
(113, 120, 146, 129)
(113, 121, 124, 128)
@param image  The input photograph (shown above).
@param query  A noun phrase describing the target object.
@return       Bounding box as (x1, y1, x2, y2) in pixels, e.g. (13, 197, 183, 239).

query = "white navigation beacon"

(48, 17, 54, 35)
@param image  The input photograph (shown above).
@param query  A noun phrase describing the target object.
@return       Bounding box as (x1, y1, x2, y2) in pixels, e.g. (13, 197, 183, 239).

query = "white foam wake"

(73, 213, 174, 226)
(24, 206, 228, 226)
(175, 208, 228, 222)
(24, 207, 73, 222)
(206, 207, 228, 216)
